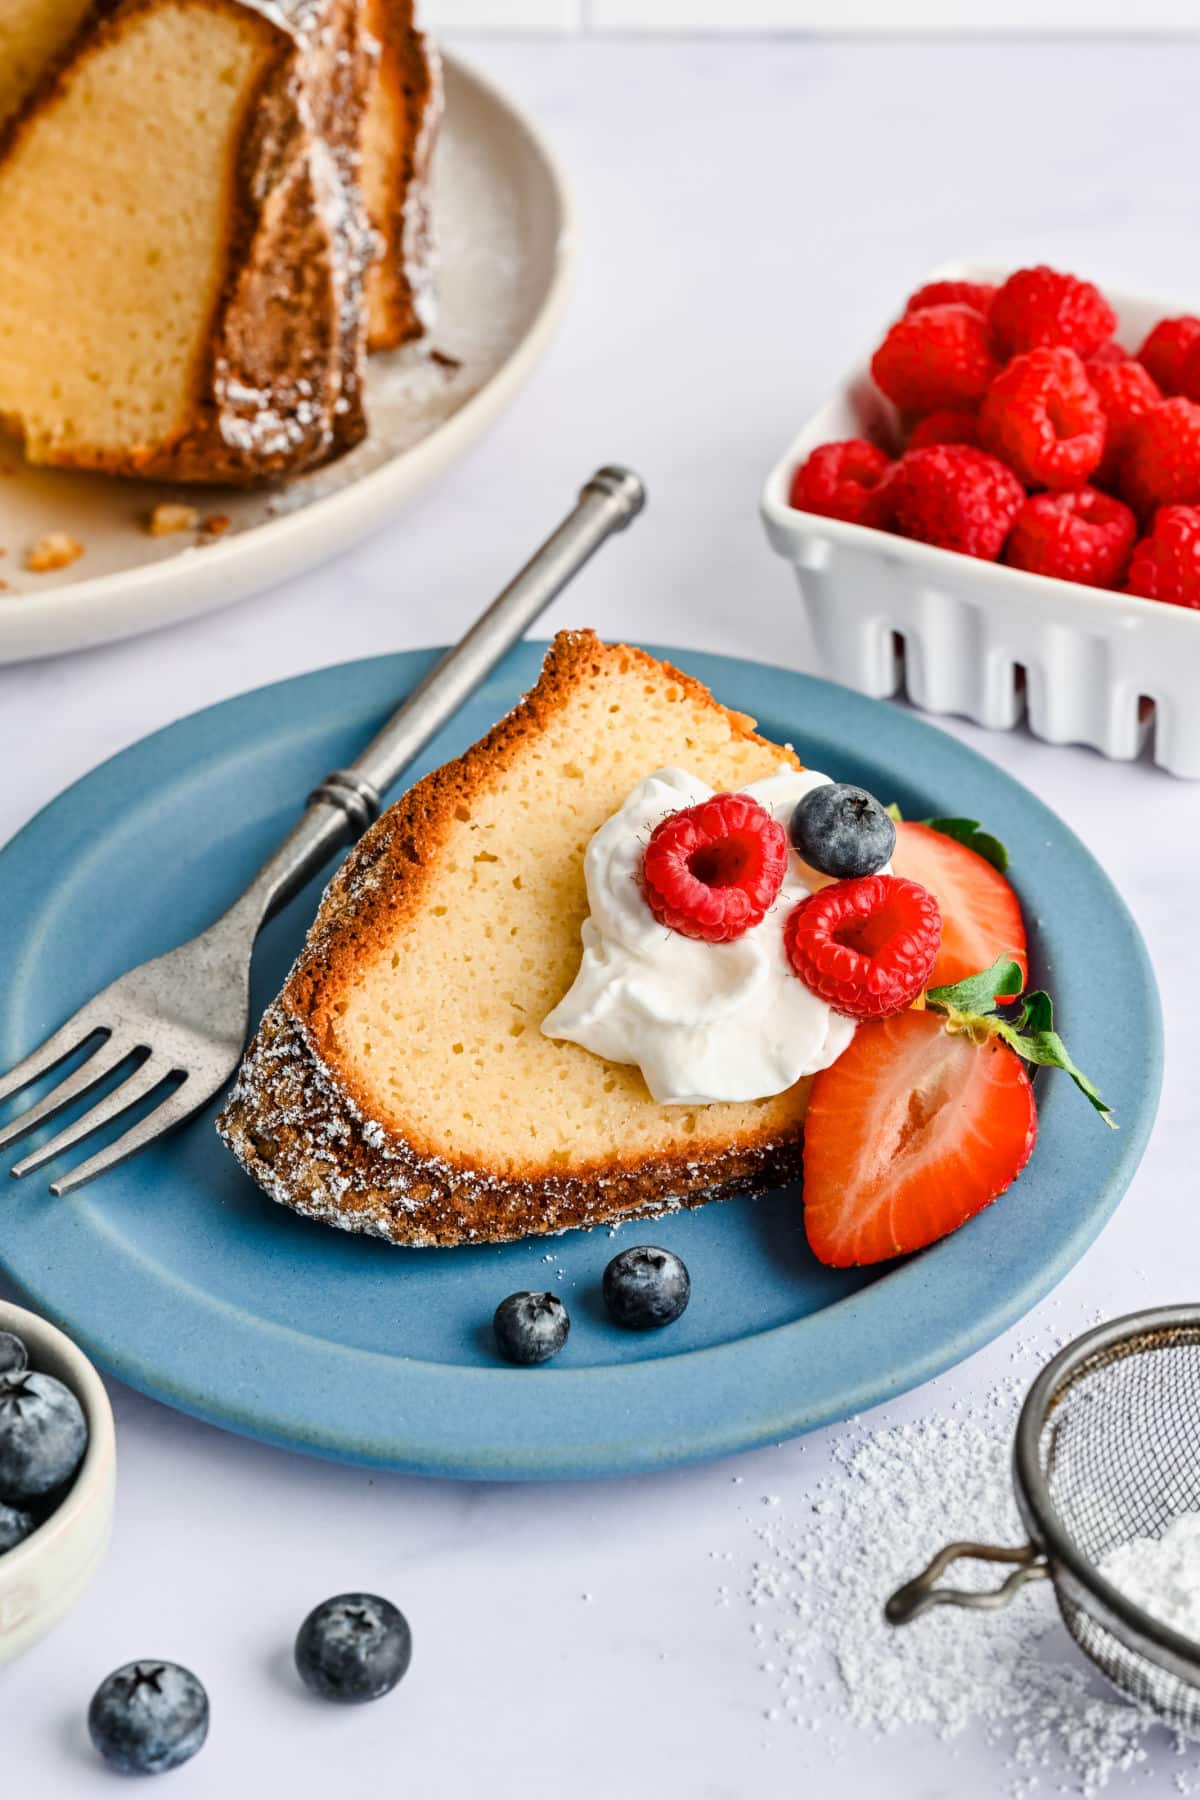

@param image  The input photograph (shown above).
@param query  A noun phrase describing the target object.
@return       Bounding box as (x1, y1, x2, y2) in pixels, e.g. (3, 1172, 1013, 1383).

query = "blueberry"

(493, 1291, 570, 1366)
(88, 1662, 209, 1775)
(0, 1331, 27, 1378)
(602, 1246, 690, 1330)
(789, 782, 895, 879)
(0, 1370, 87, 1501)
(295, 1593, 412, 1704)
(0, 1500, 35, 1553)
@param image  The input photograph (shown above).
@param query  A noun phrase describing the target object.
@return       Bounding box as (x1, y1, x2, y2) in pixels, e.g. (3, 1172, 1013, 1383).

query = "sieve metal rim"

(1013, 1302, 1200, 1689)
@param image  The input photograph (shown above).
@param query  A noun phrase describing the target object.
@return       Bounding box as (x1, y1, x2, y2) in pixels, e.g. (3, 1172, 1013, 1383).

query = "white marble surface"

(1, 35, 1197, 1796)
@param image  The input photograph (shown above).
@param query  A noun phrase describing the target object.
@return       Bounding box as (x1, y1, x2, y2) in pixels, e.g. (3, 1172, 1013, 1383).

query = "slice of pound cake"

(361, 0, 441, 351)
(0, 0, 374, 483)
(1, 0, 444, 365)
(218, 632, 815, 1246)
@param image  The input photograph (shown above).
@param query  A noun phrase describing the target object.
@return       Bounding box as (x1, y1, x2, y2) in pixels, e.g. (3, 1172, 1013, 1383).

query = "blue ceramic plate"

(0, 647, 1161, 1479)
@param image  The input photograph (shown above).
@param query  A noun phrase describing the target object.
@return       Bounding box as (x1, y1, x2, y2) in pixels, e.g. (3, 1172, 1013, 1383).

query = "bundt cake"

(0, 0, 441, 483)
(362, 0, 441, 351)
(218, 633, 817, 1247)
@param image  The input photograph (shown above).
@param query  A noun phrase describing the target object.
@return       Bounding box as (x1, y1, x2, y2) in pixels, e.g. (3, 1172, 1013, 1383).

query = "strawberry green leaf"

(922, 816, 1010, 874)
(995, 991, 1115, 1124)
(927, 957, 1024, 1019)
(885, 802, 903, 824)
(927, 958, 1114, 1126)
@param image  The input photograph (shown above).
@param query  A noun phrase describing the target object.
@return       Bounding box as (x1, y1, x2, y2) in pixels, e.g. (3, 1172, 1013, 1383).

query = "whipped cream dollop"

(541, 766, 860, 1105)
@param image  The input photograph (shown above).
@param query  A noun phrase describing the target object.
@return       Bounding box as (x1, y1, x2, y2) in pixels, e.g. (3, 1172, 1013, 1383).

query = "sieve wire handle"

(885, 1540, 1049, 1625)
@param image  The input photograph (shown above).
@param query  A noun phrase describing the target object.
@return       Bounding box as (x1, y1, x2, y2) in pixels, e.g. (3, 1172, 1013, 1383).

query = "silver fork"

(0, 466, 645, 1195)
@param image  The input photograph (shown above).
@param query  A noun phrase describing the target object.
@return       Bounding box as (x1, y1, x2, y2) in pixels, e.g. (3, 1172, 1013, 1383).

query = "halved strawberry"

(889, 820, 1027, 989)
(803, 1009, 1036, 1267)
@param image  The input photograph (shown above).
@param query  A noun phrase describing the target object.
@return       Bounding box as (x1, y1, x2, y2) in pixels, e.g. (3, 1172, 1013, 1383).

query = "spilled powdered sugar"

(732, 1336, 1200, 1795)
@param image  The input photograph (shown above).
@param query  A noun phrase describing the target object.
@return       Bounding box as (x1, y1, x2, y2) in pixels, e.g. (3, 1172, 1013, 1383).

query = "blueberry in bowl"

(0, 1368, 88, 1501)
(0, 1300, 115, 1664)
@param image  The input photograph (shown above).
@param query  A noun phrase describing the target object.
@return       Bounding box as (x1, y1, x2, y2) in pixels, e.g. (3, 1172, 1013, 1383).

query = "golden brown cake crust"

(217, 632, 808, 1246)
(0, 0, 373, 485)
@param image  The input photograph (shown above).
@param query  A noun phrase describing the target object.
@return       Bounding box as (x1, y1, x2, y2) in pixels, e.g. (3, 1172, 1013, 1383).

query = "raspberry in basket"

(1177, 337, 1200, 406)
(990, 265, 1117, 360)
(1136, 316, 1200, 394)
(979, 347, 1106, 489)
(867, 444, 1023, 560)
(1121, 398, 1200, 517)
(906, 409, 980, 451)
(1087, 357, 1162, 490)
(904, 279, 997, 317)
(1087, 341, 1130, 368)
(1004, 487, 1137, 590)
(870, 305, 998, 414)
(1124, 506, 1200, 608)
(788, 439, 892, 525)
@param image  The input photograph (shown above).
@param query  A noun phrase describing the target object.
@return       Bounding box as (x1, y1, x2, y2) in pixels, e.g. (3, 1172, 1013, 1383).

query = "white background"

(427, 0, 1200, 33)
(2, 29, 1199, 1797)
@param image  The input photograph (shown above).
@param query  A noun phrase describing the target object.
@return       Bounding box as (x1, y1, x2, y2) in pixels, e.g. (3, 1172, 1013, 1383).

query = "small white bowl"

(761, 264, 1200, 778)
(0, 1300, 115, 1663)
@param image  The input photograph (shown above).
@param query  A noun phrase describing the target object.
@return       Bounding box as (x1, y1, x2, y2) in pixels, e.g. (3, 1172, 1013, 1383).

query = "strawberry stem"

(927, 956, 1115, 1126)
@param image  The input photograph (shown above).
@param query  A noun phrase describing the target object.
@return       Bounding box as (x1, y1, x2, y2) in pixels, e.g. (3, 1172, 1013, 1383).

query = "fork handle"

(233, 466, 646, 926)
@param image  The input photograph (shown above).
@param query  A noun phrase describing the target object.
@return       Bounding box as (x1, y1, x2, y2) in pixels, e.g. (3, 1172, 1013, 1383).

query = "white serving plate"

(0, 1300, 116, 1664)
(0, 52, 575, 665)
(761, 265, 1200, 779)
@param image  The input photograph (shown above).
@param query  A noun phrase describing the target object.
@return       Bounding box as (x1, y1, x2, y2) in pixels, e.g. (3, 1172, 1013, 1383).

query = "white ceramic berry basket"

(761, 263, 1200, 779)
(0, 1300, 116, 1664)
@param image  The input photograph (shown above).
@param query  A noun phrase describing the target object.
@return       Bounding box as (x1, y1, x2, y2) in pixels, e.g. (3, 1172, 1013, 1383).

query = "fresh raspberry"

(868, 444, 1023, 559)
(1004, 487, 1136, 590)
(783, 875, 942, 1021)
(990, 265, 1117, 359)
(906, 408, 979, 451)
(1086, 340, 1130, 368)
(1136, 316, 1200, 394)
(870, 304, 998, 414)
(979, 347, 1106, 488)
(787, 439, 891, 525)
(1086, 357, 1162, 489)
(1121, 397, 1200, 517)
(904, 279, 997, 317)
(1178, 337, 1200, 406)
(643, 793, 787, 943)
(1124, 506, 1200, 608)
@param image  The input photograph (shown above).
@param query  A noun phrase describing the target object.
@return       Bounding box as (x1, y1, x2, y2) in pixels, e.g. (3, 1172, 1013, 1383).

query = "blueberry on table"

(0, 1500, 35, 1553)
(88, 1662, 209, 1775)
(0, 1370, 87, 1501)
(0, 1331, 27, 1378)
(295, 1593, 413, 1704)
(602, 1247, 691, 1330)
(493, 1291, 570, 1366)
(789, 782, 896, 879)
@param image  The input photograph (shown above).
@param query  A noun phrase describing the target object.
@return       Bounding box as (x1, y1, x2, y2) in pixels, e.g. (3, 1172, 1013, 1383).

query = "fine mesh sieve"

(886, 1306, 1200, 1732)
